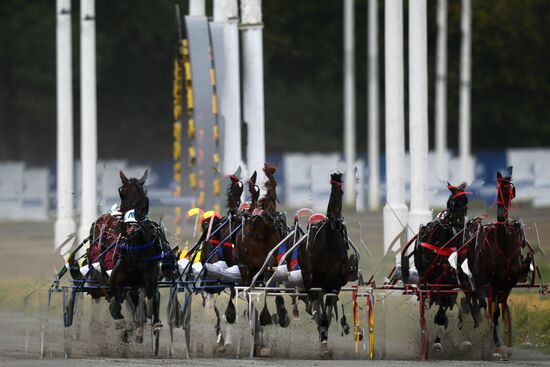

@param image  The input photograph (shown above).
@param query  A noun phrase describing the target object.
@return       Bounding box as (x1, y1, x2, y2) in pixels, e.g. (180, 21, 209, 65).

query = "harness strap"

(420, 242, 456, 257)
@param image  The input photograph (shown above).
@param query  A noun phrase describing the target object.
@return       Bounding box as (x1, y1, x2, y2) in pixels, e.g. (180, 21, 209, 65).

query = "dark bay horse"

(467, 167, 533, 357)
(403, 182, 478, 353)
(105, 171, 174, 348)
(234, 164, 290, 356)
(298, 173, 358, 359)
(109, 218, 170, 340)
(64, 170, 154, 325)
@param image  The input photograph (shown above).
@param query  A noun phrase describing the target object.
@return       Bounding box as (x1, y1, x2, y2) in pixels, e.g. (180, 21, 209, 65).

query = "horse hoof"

(461, 341, 472, 352)
(432, 342, 443, 353)
(492, 352, 504, 361)
(292, 308, 300, 320)
(121, 330, 130, 344)
(213, 343, 226, 355)
(114, 320, 125, 330)
(224, 343, 235, 356)
(256, 345, 272, 358)
(320, 343, 333, 360)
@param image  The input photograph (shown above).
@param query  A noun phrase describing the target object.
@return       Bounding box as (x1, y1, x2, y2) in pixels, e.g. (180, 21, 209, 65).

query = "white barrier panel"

(0, 162, 25, 219)
(534, 160, 550, 207)
(283, 153, 341, 209)
(0, 163, 48, 220)
(98, 160, 127, 212)
(507, 148, 550, 202)
(22, 168, 49, 220)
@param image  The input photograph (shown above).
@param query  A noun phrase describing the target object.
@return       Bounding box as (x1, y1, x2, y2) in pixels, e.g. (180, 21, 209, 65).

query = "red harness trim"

(420, 242, 456, 257)
(223, 242, 234, 248)
(452, 191, 472, 199)
(208, 239, 220, 245)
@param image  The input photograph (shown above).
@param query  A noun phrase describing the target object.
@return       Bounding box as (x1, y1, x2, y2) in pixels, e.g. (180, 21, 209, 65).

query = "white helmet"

(110, 203, 122, 216)
(124, 209, 137, 223)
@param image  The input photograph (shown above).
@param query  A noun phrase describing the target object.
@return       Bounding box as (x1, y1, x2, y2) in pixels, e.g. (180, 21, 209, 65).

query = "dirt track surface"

(2, 358, 550, 367)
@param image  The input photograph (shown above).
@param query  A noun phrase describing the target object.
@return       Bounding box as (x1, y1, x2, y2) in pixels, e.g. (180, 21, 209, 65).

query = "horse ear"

(120, 170, 129, 185)
(250, 171, 257, 185)
(233, 166, 242, 178)
(459, 182, 467, 191)
(138, 169, 149, 185)
(496, 171, 503, 179)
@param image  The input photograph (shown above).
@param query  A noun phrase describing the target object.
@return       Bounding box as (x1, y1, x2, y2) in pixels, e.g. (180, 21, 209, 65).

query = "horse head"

(258, 163, 278, 215)
(327, 173, 344, 229)
(445, 181, 469, 227)
(226, 175, 243, 213)
(496, 166, 515, 222)
(119, 170, 149, 220)
(247, 171, 260, 211)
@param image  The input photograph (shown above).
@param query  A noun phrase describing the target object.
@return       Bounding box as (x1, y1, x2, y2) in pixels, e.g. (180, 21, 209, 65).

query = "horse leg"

(109, 265, 125, 321)
(275, 295, 290, 328)
(501, 292, 513, 359)
(432, 305, 447, 353)
(457, 299, 473, 352)
(319, 295, 333, 359)
(224, 288, 236, 324)
(291, 295, 300, 319)
(213, 303, 225, 354)
(470, 295, 482, 328)
(491, 296, 503, 359)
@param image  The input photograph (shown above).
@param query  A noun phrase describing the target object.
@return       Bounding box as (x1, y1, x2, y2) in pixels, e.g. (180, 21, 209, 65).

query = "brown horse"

(298, 173, 358, 359)
(234, 164, 290, 356)
(467, 167, 533, 358)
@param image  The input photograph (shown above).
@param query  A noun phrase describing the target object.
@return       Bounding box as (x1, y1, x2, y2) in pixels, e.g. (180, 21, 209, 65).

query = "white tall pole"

(79, 0, 97, 243)
(383, 0, 408, 254)
(408, 0, 432, 238)
(217, 0, 242, 175)
(189, 0, 206, 16)
(343, 0, 356, 208)
(241, 0, 266, 183)
(435, 0, 448, 181)
(55, 0, 76, 251)
(459, 0, 473, 183)
(367, 0, 380, 211)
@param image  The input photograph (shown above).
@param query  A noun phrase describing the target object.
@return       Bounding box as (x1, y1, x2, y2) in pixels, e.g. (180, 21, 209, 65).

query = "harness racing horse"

(467, 167, 533, 358)
(63, 170, 151, 326)
(235, 164, 291, 356)
(403, 182, 478, 354)
(298, 173, 358, 359)
(105, 171, 174, 353)
(196, 175, 245, 353)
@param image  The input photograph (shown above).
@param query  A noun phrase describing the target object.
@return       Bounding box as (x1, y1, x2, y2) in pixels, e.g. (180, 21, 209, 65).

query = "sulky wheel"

(367, 293, 375, 360)
(419, 292, 428, 360)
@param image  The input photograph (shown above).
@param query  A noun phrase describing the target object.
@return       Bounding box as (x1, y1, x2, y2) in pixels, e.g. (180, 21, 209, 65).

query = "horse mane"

(226, 175, 242, 212)
(259, 163, 278, 215)
(326, 172, 343, 220)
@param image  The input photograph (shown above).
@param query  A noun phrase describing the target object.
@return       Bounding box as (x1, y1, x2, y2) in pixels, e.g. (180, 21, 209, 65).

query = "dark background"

(0, 0, 548, 163)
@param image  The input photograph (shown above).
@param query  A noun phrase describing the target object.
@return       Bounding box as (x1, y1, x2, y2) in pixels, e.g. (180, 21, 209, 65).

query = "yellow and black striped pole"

(209, 46, 221, 214)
